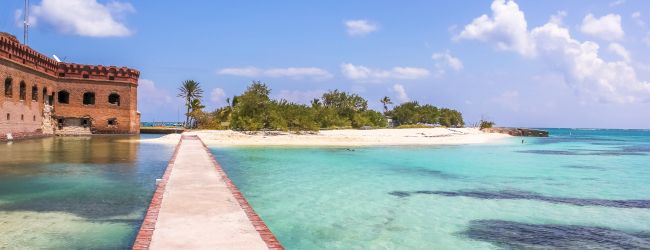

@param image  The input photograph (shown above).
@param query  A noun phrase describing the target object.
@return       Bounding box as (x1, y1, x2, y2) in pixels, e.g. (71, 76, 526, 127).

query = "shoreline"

(140, 128, 511, 147)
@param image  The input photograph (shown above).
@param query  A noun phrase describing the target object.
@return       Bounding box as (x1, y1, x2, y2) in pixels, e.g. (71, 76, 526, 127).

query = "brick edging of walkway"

(197, 137, 285, 250)
(132, 137, 183, 250)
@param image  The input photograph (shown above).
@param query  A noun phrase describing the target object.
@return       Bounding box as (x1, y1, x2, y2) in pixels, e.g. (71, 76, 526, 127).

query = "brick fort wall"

(0, 32, 140, 138)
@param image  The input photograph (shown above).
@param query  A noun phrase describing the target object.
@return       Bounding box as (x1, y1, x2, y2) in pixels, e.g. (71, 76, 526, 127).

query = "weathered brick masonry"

(0, 32, 139, 140)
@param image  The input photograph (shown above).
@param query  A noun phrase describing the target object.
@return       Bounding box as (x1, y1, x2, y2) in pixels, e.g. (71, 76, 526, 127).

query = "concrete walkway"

(133, 135, 282, 250)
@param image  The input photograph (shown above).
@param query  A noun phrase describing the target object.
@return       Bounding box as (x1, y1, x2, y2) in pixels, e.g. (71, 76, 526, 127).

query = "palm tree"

(177, 80, 203, 127)
(380, 96, 393, 114)
(188, 99, 206, 128)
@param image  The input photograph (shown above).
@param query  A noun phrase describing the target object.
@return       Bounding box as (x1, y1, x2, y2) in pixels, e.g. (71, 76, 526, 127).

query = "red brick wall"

(0, 32, 140, 137)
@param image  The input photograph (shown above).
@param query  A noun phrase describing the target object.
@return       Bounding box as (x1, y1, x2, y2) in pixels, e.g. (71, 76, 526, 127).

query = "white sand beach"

(142, 128, 510, 146)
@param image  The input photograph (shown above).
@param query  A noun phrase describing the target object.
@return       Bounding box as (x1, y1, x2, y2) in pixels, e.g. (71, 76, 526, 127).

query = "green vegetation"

(386, 101, 464, 127)
(186, 80, 464, 131)
(479, 119, 495, 129)
(177, 80, 204, 128)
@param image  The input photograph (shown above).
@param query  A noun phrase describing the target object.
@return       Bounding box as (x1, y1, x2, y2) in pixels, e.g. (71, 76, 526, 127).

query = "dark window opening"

(82, 119, 90, 128)
(4, 78, 11, 97)
(31, 85, 38, 101)
(58, 73, 65, 77)
(43, 88, 48, 104)
(109, 76, 115, 81)
(58, 91, 70, 104)
(21, 114, 24, 121)
(19, 81, 26, 101)
(33, 115, 36, 121)
(107, 118, 117, 126)
(83, 74, 89, 79)
(6, 113, 9, 120)
(83, 92, 95, 105)
(108, 93, 120, 106)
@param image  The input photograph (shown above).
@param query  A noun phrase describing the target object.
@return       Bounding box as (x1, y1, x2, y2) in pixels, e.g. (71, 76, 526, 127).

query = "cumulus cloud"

(392, 84, 410, 103)
(344, 20, 378, 36)
(458, 0, 650, 103)
(608, 43, 631, 62)
(580, 13, 624, 41)
(274, 89, 325, 104)
(14, 9, 38, 28)
(209, 88, 226, 104)
(431, 50, 463, 77)
(138, 79, 173, 105)
(137, 79, 182, 120)
(340, 63, 430, 82)
(217, 67, 332, 80)
(609, 0, 625, 7)
(491, 90, 520, 111)
(23, 0, 134, 37)
(632, 12, 645, 28)
(456, 0, 535, 56)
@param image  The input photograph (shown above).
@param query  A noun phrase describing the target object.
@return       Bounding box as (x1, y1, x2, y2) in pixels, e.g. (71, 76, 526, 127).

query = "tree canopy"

(188, 80, 464, 131)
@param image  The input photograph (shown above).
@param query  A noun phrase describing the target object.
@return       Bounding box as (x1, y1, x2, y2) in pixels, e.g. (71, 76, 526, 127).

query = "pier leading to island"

(133, 135, 283, 250)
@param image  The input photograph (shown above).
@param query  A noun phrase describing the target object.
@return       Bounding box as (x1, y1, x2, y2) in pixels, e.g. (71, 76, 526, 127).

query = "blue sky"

(2, 0, 650, 128)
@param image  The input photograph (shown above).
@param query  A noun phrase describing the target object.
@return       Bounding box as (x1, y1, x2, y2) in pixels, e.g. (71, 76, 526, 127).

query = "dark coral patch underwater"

(462, 220, 650, 249)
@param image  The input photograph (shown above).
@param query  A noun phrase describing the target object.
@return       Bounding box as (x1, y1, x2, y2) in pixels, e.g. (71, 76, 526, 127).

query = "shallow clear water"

(212, 129, 650, 249)
(0, 135, 174, 249)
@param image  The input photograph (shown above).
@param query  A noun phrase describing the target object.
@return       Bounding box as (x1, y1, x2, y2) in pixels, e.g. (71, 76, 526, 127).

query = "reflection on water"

(0, 135, 175, 249)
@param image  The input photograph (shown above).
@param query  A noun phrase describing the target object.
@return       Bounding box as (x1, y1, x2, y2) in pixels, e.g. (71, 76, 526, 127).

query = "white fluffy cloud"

(26, 0, 134, 37)
(456, 0, 535, 56)
(138, 79, 173, 105)
(209, 88, 226, 104)
(217, 67, 332, 80)
(341, 63, 430, 82)
(491, 90, 520, 111)
(344, 20, 378, 36)
(608, 43, 631, 62)
(392, 84, 410, 103)
(580, 13, 624, 41)
(274, 89, 325, 104)
(632, 12, 646, 28)
(431, 50, 463, 77)
(459, 0, 650, 103)
(137, 79, 181, 119)
(609, 0, 625, 7)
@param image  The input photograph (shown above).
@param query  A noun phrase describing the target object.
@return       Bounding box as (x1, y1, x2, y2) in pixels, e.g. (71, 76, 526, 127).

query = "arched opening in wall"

(81, 118, 90, 128)
(58, 90, 70, 104)
(19, 81, 26, 101)
(43, 87, 48, 104)
(4, 77, 13, 97)
(107, 118, 118, 127)
(32, 85, 38, 101)
(83, 92, 95, 105)
(108, 93, 120, 106)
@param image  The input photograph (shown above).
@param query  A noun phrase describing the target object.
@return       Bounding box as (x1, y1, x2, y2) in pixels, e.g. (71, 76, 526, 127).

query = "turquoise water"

(0, 135, 174, 249)
(212, 129, 650, 249)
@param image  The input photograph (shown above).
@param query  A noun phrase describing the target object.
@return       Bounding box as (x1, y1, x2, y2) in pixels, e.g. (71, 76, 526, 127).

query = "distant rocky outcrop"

(481, 127, 549, 137)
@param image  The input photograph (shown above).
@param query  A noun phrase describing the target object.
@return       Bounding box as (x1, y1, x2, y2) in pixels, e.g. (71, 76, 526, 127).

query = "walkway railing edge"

(132, 136, 183, 250)
(198, 137, 285, 250)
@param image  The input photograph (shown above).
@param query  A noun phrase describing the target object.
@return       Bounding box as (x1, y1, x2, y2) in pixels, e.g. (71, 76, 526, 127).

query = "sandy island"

(141, 128, 510, 147)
